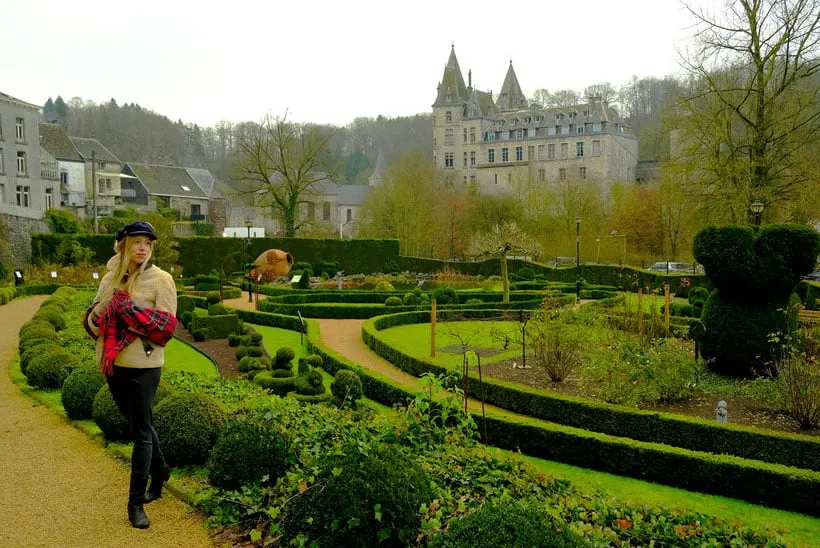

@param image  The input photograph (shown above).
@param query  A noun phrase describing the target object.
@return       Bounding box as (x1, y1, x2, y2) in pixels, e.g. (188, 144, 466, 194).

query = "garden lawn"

(165, 338, 220, 377)
(513, 450, 820, 548)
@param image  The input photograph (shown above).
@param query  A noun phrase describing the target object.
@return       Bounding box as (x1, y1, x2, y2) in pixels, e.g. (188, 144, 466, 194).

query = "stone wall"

(0, 213, 50, 265)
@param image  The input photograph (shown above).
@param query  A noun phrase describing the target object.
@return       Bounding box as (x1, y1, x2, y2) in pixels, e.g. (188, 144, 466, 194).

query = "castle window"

(559, 168, 566, 180)
(577, 125, 585, 134)
(537, 145, 545, 159)
(488, 149, 495, 163)
(523, 116, 531, 124)
(560, 143, 568, 158)
(463, 128, 468, 143)
(528, 146, 535, 160)
(494, 173, 499, 184)
(470, 128, 475, 142)
(502, 148, 509, 162)
(515, 147, 523, 161)
(515, 129, 524, 139)
(347, 208, 352, 222)
(592, 122, 601, 133)
(576, 142, 584, 157)
(548, 127, 556, 136)
(323, 202, 331, 221)
(444, 152, 454, 168)
(487, 132, 496, 141)
(579, 167, 587, 179)
(470, 151, 476, 167)
(444, 128, 453, 145)
(548, 144, 556, 159)
(446, 111, 452, 122)
(561, 125, 569, 136)
(538, 168, 546, 182)
(463, 152, 468, 168)
(592, 140, 602, 156)
(583, 110, 590, 116)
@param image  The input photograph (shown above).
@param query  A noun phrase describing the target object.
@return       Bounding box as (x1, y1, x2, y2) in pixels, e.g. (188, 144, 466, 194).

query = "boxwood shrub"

(93, 385, 131, 441)
(153, 392, 227, 465)
(26, 350, 72, 389)
(20, 342, 62, 375)
(207, 418, 290, 490)
(61, 367, 106, 420)
(32, 306, 67, 331)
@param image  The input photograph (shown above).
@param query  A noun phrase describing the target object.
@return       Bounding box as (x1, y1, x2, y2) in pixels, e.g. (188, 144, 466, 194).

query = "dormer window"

(523, 116, 531, 124)
(583, 110, 590, 117)
(446, 92, 452, 101)
(556, 113, 564, 120)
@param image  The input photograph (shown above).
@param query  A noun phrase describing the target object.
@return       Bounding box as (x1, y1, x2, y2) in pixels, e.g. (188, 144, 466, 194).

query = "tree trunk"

(500, 256, 510, 304)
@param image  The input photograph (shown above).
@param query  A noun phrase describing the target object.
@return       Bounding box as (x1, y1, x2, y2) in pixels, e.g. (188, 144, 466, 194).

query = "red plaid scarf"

(85, 289, 178, 375)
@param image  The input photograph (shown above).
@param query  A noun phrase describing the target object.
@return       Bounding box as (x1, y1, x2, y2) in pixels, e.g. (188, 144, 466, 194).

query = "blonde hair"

(112, 235, 156, 294)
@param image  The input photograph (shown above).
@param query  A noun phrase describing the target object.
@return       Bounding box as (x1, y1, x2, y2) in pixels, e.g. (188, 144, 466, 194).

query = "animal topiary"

(306, 354, 323, 368)
(153, 392, 226, 466)
(293, 369, 326, 396)
(693, 223, 820, 376)
(61, 367, 106, 420)
(92, 385, 131, 441)
(432, 500, 584, 548)
(688, 286, 710, 306)
(207, 419, 290, 490)
(281, 442, 432, 547)
(330, 370, 363, 405)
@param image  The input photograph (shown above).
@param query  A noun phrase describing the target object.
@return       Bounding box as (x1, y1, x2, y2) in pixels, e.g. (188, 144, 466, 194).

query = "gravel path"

(0, 296, 219, 547)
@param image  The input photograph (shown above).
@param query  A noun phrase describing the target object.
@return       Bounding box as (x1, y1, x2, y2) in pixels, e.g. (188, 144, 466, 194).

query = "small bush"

(464, 298, 484, 307)
(516, 267, 536, 280)
(20, 342, 62, 375)
(688, 286, 710, 305)
(239, 356, 263, 373)
(433, 500, 583, 548)
(293, 369, 326, 396)
(433, 286, 458, 305)
(180, 310, 193, 327)
(306, 354, 323, 369)
(530, 325, 583, 382)
(208, 303, 229, 316)
(292, 261, 313, 276)
(247, 346, 263, 358)
(403, 292, 419, 306)
(26, 350, 73, 389)
(92, 385, 130, 441)
(235, 346, 248, 360)
(32, 306, 67, 331)
(153, 392, 227, 465)
(294, 268, 311, 289)
(250, 332, 263, 343)
(19, 336, 59, 357)
(384, 296, 403, 307)
(61, 368, 106, 420)
(330, 370, 363, 405)
(19, 319, 55, 339)
(281, 442, 432, 547)
(771, 343, 820, 429)
(275, 346, 295, 366)
(207, 419, 289, 490)
(193, 329, 208, 342)
(297, 358, 311, 376)
(375, 280, 395, 291)
(258, 356, 272, 369)
(227, 333, 240, 347)
(206, 291, 221, 305)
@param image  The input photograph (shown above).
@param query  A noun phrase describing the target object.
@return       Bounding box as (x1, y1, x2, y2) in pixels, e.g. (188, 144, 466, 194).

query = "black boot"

(144, 464, 171, 504)
(128, 475, 150, 529)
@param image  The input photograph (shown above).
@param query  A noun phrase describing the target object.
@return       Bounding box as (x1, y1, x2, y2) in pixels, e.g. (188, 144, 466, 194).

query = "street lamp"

(575, 216, 582, 303)
(245, 215, 254, 303)
(750, 200, 765, 227)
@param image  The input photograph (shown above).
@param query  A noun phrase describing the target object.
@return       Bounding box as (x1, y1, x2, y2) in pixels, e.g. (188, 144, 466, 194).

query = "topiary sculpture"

(93, 385, 131, 441)
(62, 367, 106, 420)
(153, 392, 226, 466)
(207, 419, 289, 490)
(693, 223, 820, 376)
(330, 370, 363, 407)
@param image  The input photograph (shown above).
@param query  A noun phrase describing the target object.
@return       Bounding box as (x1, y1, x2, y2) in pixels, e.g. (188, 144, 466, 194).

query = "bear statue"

(249, 249, 294, 283)
(693, 224, 819, 377)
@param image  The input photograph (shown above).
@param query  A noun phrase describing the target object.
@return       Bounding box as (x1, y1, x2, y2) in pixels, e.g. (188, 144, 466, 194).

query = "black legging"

(106, 366, 166, 482)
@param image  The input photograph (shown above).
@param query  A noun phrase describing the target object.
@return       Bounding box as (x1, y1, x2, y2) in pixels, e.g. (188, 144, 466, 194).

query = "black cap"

(116, 221, 157, 242)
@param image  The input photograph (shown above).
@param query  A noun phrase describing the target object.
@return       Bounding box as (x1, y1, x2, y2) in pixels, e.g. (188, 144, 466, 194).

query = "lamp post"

(750, 200, 765, 227)
(245, 215, 253, 303)
(575, 216, 582, 303)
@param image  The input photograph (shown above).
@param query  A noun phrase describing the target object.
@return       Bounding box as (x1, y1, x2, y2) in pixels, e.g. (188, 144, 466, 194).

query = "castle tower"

(368, 151, 386, 186)
(497, 60, 528, 111)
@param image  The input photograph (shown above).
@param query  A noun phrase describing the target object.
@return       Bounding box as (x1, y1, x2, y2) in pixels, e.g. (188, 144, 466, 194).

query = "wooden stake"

(664, 284, 671, 337)
(430, 299, 437, 357)
(637, 288, 644, 337)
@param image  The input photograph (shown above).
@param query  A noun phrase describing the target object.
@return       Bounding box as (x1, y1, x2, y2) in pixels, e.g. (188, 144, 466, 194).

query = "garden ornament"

(716, 400, 728, 423)
(249, 249, 294, 282)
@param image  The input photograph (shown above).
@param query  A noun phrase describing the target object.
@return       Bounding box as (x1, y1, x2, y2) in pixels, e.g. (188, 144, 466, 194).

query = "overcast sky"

(2, 0, 713, 127)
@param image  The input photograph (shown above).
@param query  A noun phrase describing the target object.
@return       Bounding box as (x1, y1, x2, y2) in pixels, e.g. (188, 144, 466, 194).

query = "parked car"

(648, 261, 704, 274)
(804, 271, 820, 281)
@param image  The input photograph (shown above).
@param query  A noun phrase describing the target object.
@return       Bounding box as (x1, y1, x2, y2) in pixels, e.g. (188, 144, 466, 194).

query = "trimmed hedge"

(191, 313, 240, 340)
(61, 368, 106, 420)
(797, 280, 820, 310)
(93, 385, 131, 441)
(362, 311, 820, 472)
(207, 419, 289, 490)
(26, 350, 73, 389)
(258, 300, 547, 319)
(0, 287, 16, 304)
(153, 392, 227, 465)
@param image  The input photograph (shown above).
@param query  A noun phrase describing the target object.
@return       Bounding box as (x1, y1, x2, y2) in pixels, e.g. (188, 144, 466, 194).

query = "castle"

(432, 47, 638, 193)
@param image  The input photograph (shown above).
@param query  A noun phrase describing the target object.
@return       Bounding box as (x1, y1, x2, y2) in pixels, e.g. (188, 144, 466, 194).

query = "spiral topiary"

(432, 500, 584, 548)
(153, 392, 226, 465)
(92, 385, 131, 441)
(253, 371, 295, 396)
(61, 367, 106, 420)
(275, 346, 295, 365)
(330, 370, 363, 405)
(293, 369, 325, 396)
(207, 419, 289, 490)
(296, 358, 311, 376)
(281, 442, 432, 547)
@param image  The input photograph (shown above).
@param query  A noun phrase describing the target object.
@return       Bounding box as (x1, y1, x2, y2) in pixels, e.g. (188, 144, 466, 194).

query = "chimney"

(468, 69, 472, 89)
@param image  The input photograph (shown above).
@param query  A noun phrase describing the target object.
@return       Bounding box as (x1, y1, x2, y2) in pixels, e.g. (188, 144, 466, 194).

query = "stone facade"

(432, 48, 638, 194)
(0, 212, 49, 265)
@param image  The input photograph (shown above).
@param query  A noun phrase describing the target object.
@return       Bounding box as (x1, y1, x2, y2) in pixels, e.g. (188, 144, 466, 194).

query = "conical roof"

(433, 46, 469, 106)
(497, 61, 527, 111)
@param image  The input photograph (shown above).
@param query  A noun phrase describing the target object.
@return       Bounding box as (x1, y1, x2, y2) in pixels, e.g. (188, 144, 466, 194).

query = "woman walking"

(84, 221, 178, 529)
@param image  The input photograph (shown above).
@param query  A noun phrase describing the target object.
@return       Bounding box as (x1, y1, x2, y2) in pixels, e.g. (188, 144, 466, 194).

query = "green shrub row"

(258, 300, 551, 319)
(180, 287, 242, 300)
(266, 290, 546, 305)
(191, 314, 241, 340)
(16, 284, 60, 296)
(0, 287, 16, 304)
(362, 312, 820, 472)
(479, 415, 820, 517)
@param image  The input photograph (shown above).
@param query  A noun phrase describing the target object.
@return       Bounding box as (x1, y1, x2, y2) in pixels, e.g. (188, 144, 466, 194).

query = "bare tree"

(583, 82, 618, 103)
(676, 0, 820, 221)
(467, 222, 541, 304)
(233, 114, 336, 237)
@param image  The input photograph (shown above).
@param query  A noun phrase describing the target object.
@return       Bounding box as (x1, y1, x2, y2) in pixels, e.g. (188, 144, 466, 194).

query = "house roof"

(0, 91, 40, 110)
(433, 46, 470, 106)
(497, 62, 527, 111)
(185, 168, 216, 197)
(69, 137, 121, 163)
(39, 123, 84, 162)
(338, 185, 371, 206)
(126, 163, 209, 199)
